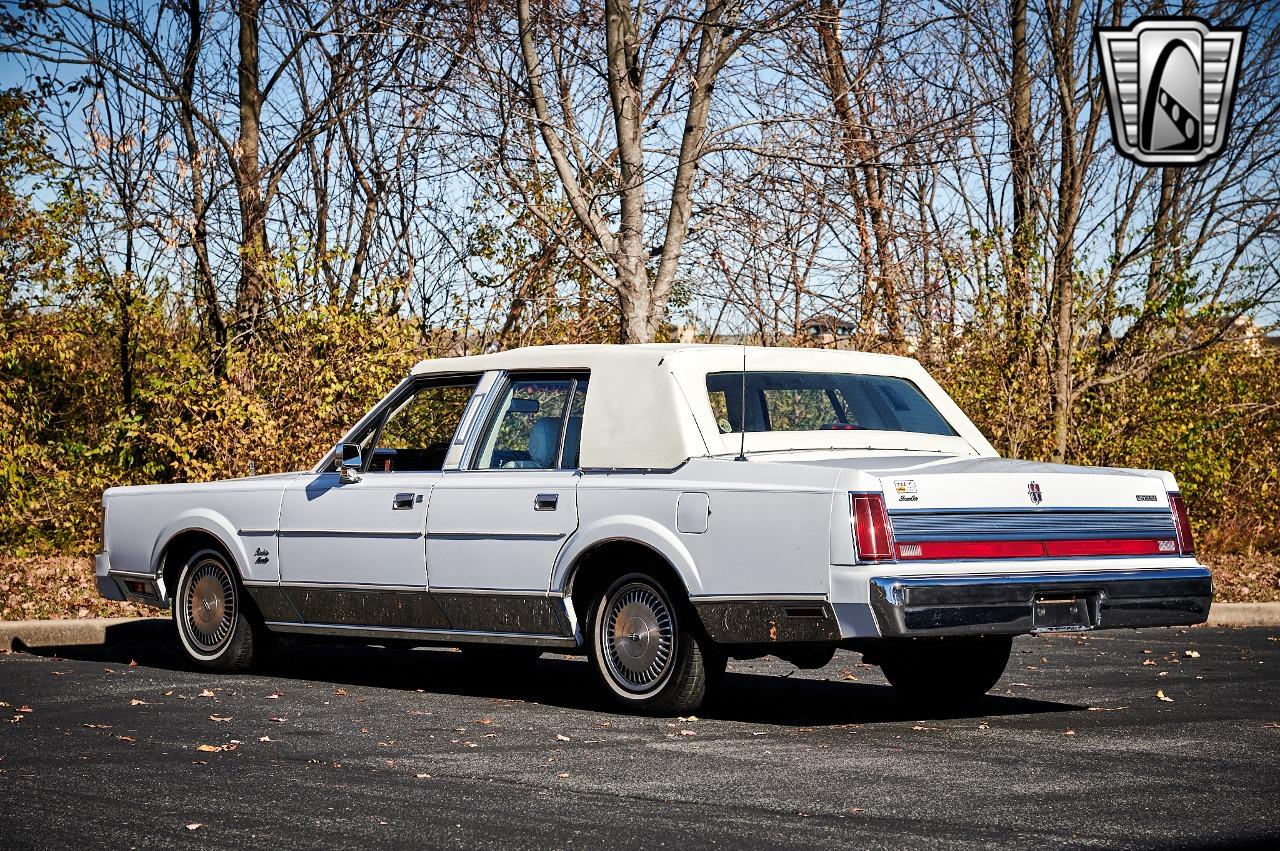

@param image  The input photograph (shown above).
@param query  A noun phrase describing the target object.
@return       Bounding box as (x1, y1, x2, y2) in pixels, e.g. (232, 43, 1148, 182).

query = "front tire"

(587, 572, 720, 714)
(173, 549, 270, 672)
(877, 635, 1012, 705)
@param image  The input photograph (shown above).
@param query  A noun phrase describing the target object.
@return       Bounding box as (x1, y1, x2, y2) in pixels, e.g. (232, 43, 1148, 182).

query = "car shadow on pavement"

(21, 621, 1082, 726)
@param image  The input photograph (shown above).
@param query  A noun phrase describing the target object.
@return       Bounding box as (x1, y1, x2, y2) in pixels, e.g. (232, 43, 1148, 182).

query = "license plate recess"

(1032, 593, 1099, 632)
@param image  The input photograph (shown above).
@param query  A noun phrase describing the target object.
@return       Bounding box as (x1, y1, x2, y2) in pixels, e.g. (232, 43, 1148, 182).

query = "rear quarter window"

(706, 371, 956, 436)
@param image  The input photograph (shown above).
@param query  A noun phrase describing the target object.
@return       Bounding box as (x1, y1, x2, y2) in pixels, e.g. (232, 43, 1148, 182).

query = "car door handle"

(534, 493, 559, 511)
(392, 492, 416, 510)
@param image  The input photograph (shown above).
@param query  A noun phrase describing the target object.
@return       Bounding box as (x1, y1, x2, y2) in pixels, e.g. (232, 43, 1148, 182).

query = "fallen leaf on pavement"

(209, 715, 233, 723)
(415, 773, 432, 779)
(555, 734, 570, 742)
(266, 692, 283, 699)
(129, 699, 150, 706)
(198, 689, 215, 698)
(83, 723, 112, 729)
(1185, 650, 1201, 658)
(269, 717, 287, 723)
(1063, 729, 1076, 736)
(679, 729, 697, 736)
(195, 742, 237, 753)
(185, 823, 204, 831)
(556, 772, 570, 779)
(1086, 706, 1128, 712)
(335, 688, 348, 696)
(128, 660, 138, 668)
(1156, 690, 1174, 702)
(258, 736, 272, 742)
(116, 735, 136, 742)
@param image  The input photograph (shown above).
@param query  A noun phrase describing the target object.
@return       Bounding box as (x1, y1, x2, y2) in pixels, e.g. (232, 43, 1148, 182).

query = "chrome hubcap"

(602, 583, 674, 693)
(182, 559, 235, 654)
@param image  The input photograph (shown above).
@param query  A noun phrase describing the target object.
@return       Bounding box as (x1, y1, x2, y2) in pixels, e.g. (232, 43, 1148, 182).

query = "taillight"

(851, 492, 895, 562)
(1168, 492, 1196, 555)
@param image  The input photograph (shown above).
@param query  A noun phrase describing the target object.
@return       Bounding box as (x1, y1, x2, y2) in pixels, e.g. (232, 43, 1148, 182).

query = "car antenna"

(735, 342, 749, 461)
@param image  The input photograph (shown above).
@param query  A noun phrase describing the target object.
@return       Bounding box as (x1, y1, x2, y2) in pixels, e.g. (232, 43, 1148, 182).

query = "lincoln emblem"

(1028, 481, 1044, 505)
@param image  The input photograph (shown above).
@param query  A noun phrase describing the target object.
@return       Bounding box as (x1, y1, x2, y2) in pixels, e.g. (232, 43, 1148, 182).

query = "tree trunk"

(604, 0, 651, 342)
(235, 0, 269, 330)
(1008, 0, 1034, 331)
(179, 0, 226, 364)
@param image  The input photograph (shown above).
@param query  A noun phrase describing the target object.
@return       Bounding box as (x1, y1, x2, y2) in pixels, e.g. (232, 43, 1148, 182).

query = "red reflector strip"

(1045, 539, 1171, 557)
(896, 540, 1045, 560)
(896, 539, 1176, 560)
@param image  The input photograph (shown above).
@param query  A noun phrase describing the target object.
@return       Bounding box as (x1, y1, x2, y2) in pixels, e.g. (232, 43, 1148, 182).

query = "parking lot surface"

(0, 624, 1277, 849)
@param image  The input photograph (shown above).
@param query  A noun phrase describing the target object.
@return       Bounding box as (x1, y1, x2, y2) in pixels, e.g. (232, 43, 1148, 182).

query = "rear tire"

(173, 548, 271, 672)
(587, 572, 718, 715)
(877, 635, 1012, 705)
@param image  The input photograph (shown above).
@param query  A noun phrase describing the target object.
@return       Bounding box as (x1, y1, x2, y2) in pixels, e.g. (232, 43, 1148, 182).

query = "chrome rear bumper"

(869, 567, 1212, 637)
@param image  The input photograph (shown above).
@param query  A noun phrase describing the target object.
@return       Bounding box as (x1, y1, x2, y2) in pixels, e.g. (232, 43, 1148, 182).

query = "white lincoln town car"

(96, 344, 1211, 713)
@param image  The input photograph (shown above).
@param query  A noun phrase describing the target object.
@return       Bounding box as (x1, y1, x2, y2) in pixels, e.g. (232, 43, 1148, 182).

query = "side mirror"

(339, 443, 362, 484)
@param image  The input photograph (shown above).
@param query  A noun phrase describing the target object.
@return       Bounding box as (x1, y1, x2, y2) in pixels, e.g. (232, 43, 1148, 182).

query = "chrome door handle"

(392, 492, 416, 510)
(534, 493, 559, 511)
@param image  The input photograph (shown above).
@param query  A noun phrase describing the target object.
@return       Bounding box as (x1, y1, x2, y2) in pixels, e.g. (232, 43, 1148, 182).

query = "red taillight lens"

(1168, 492, 1196, 555)
(851, 492, 894, 561)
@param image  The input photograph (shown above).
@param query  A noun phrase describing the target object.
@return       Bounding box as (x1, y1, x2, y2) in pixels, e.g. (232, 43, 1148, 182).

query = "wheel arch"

(149, 514, 249, 604)
(557, 523, 704, 638)
(554, 515, 703, 597)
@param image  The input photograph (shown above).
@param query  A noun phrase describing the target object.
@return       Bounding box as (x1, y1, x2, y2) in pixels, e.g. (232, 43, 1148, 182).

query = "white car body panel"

(96, 344, 1211, 647)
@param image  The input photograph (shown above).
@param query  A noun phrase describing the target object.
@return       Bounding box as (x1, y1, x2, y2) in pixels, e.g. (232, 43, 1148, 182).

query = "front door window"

(473, 377, 587, 470)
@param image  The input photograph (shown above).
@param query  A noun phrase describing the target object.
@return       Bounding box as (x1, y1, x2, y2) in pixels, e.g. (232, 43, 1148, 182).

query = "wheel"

(173, 548, 271, 672)
(461, 645, 543, 669)
(587, 572, 720, 714)
(877, 635, 1012, 705)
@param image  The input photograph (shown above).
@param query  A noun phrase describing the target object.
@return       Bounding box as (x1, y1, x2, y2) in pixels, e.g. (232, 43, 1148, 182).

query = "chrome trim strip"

(430, 586, 559, 597)
(276, 530, 424, 538)
(887, 508, 1176, 543)
(689, 593, 829, 603)
(265, 621, 579, 648)
(255, 581, 427, 592)
(868, 566, 1212, 637)
(425, 531, 566, 540)
(108, 569, 159, 581)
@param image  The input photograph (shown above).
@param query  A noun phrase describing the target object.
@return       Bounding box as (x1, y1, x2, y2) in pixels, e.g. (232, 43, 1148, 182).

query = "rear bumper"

(868, 566, 1212, 637)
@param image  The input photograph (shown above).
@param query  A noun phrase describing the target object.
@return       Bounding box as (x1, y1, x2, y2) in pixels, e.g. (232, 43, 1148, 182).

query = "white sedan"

(97, 344, 1211, 713)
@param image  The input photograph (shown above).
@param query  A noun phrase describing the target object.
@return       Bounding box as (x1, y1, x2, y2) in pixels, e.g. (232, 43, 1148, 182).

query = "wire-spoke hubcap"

(602, 583, 675, 693)
(182, 559, 236, 654)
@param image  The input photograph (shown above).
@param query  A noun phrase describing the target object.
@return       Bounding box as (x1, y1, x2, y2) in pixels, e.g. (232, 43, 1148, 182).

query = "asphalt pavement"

(1, 623, 1277, 850)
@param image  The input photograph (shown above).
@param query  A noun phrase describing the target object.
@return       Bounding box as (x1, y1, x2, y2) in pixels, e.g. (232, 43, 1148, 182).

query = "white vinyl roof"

(410, 344, 994, 469)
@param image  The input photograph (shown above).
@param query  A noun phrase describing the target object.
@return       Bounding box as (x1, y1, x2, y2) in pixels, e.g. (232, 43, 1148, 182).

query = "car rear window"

(706, 371, 956, 436)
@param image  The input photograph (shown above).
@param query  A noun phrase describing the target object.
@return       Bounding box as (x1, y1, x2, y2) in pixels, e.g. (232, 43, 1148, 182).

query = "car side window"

(473, 376, 587, 470)
(367, 381, 478, 473)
